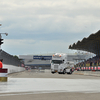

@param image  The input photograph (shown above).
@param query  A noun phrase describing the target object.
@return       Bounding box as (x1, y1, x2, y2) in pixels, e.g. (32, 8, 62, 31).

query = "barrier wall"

(73, 70, 100, 77)
(3, 64, 25, 74)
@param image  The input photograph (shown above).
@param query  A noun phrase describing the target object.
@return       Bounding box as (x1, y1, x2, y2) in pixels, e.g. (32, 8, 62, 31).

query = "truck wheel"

(67, 69, 72, 74)
(69, 69, 72, 74)
(51, 72, 55, 74)
(63, 69, 66, 74)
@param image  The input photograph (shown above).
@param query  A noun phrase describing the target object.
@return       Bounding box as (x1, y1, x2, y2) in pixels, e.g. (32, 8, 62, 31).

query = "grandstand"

(0, 49, 24, 66)
(0, 49, 25, 73)
(69, 30, 100, 55)
(69, 30, 100, 71)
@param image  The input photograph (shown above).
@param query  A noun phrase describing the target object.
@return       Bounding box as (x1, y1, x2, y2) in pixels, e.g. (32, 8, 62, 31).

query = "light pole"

(0, 24, 8, 49)
(0, 33, 8, 37)
(0, 33, 8, 49)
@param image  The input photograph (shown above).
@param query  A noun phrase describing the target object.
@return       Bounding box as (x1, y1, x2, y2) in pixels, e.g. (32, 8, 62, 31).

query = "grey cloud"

(0, 0, 100, 55)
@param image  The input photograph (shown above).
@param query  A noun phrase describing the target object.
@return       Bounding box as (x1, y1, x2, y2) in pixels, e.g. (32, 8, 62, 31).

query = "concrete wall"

(73, 70, 100, 77)
(3, 64, 25, 74)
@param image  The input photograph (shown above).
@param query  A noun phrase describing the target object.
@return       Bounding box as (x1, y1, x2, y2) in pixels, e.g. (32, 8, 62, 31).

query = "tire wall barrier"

(3, 64, 25, 74)
(76, 66, 100, 71)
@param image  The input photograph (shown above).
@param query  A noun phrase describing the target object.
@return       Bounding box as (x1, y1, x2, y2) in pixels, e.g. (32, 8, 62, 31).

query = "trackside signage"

(0, 69, 8, 82)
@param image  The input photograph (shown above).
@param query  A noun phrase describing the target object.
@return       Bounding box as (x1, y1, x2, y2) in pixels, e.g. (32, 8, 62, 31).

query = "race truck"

(50, 53, 74, 74)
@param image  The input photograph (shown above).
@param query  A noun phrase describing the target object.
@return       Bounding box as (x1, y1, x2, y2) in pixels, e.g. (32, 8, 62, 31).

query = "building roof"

(69, 30, 100, 56)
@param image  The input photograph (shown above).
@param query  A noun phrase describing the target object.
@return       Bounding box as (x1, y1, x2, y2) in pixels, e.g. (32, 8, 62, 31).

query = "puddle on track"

(0, 78, 100, 95)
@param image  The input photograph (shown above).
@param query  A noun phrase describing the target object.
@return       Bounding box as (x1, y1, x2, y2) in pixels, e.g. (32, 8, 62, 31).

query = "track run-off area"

(0, 69, 100, 100)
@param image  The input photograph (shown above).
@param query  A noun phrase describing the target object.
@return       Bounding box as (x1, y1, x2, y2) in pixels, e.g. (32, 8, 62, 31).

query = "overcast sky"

(0, 0, 100, 55)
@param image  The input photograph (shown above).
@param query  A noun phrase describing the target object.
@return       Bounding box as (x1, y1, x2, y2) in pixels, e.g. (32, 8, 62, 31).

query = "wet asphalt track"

(0, 70, 100, 100)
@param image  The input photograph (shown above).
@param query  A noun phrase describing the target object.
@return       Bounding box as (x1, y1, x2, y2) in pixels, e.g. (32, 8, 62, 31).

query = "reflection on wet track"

(0, 78, 100, 96)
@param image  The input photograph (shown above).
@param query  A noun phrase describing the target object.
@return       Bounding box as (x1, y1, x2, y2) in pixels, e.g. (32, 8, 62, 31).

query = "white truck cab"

(51, 53, 74, 74)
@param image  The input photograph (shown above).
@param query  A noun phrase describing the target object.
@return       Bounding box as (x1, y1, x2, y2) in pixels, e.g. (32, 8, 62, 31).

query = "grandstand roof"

(69, 30, 100, 56)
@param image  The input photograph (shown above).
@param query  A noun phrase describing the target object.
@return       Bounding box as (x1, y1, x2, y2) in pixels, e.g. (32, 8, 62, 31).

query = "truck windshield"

(51, 60, 63, 64)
